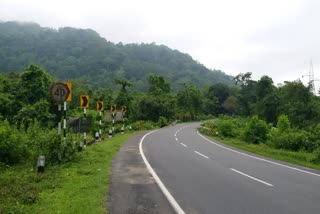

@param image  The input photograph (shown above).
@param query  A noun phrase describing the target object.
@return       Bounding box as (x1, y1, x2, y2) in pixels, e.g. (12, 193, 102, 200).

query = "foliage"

(148, 74, 171, 95)
(158, 116, 169, 128)
(199, 127, 320, 170)
(0, 120, 28, 164)
(128, 120, 158, 131)
(267, 115, 316, 152)
(312, 147, 320, 163)
(177, 84, 203, 116)
(242, 116, 269, 144)
(0, 131, 136, 214)
(0, 21, 234, 91)
(25, 120, 78, 164)
(214, 117, 240, 137)
(276, 114, 291, 132)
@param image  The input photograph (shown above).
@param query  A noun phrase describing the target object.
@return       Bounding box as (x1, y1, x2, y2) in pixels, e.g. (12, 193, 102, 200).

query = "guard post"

(80, 95, 89, 148)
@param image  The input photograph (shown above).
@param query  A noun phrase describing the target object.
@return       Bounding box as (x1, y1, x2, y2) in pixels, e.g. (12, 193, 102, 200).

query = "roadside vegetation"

(0, 131, 137, 214)
(200, 115, 320, 170)
(1, 62, 320, 212)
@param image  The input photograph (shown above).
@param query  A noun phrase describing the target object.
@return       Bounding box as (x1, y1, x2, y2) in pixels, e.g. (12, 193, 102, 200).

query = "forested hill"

(0, 21, 233, 91)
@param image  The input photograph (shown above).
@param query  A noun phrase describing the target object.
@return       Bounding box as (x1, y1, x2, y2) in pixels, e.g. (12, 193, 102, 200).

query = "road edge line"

(139, 130, 186, 214)
(197, 130, 320, 177)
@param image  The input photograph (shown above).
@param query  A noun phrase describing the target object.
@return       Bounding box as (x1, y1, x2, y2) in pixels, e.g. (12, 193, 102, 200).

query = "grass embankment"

(199, 127, 320, 171)
(0, 132, 137, 214)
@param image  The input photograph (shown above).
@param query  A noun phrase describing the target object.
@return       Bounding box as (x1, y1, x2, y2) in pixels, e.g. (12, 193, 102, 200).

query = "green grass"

(199, 127, 320, 171)
(0, 131, 138, 214)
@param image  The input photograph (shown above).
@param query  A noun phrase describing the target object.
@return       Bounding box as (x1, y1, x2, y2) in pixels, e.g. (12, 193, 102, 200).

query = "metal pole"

(99, 111, 102, 139)
(121, 112, 125, 134)
(63, 101, 67, 143)
(84, 107, 87, 146)
(58, 104, 62, 161)
(112, 113, 115, 136)
(58, 104, 61, 139)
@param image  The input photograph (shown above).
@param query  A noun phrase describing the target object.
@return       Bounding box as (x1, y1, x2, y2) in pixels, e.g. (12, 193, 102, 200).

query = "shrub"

(26, 120, 77, 164)
(268, 128, 309, 152)
(215, 118, 238, 137)
(128, 120, 158, 131)
(276, 114, 291, 132)
(243, 116, 269, 144)
(311, 147, 320, 163)
(158, 116, 169, 128)
(0, 120, 28, 164)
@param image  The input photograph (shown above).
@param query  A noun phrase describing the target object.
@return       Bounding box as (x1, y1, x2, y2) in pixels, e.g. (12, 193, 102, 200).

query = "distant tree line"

(0, 21, 233, 92)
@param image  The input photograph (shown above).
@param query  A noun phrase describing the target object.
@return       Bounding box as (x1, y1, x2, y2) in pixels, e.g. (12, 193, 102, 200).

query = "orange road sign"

(80, 95, 89, 108)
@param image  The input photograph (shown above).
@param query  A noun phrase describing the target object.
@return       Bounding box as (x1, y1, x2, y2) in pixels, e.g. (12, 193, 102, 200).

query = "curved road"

(141, 123, 320, 214)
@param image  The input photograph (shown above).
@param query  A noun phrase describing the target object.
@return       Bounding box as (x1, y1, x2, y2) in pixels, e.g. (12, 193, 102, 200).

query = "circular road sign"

(50, 82, 70, 104)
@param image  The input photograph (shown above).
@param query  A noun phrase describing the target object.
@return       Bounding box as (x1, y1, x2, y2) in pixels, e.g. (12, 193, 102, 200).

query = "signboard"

(97, 101, 104, 111)
(50, 82, 70, 104)
(110, 104, 116, 113)
(69, 117, 90, 133)
(105, 111, 124, 122)
(80, 117, 90, 133)
(80, 95, 89, 108)
(66, 82, 72, 102)
(121, 105, 127, 113)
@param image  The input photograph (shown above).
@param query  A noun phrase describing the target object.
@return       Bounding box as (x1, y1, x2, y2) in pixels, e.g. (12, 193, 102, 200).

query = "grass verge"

(199, 127, 320, 171)
(0, 131, 138, 214)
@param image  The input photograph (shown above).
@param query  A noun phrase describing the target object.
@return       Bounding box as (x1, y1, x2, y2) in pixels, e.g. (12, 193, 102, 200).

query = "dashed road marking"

(230, 168, 274, 187)
(197, 131, 320, 178)
(194, 150, 209, 159)
(180, 143, 188, 147)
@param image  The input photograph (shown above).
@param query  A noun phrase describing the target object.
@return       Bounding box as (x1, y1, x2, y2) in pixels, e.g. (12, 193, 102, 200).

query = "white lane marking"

(174, 133, 177, 137)
(140, 131, 186, 214)
(197, 131, 320, 178)
(180, 143, 188, 147)
(175, 137, 178, 141)
(194, 151, 209, 159)
(231, 168, 274, 187)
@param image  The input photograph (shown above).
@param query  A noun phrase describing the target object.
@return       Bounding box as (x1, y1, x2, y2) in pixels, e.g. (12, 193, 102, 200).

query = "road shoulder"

(108, 132, 175, 214)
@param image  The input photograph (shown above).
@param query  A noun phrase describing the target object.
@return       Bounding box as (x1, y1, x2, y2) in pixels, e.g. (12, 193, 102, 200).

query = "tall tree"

(177, 84, 203, 116)
(148, 74, 171, 95)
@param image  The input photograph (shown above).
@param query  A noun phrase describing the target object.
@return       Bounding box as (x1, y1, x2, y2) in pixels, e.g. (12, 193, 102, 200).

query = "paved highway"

(141, 123, 320, 214)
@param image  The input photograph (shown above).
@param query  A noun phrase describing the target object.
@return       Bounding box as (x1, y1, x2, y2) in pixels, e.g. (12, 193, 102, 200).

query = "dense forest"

(0, 21, 233, 91)
(1, 63, 320, 165)
(1, 21, 320, 169)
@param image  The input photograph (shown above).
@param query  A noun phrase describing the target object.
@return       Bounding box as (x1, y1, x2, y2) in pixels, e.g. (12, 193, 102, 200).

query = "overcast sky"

(0, 0, 319, 90)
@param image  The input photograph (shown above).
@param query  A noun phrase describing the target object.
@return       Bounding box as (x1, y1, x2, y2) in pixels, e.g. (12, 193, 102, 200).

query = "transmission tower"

(302, 60, 316, 95)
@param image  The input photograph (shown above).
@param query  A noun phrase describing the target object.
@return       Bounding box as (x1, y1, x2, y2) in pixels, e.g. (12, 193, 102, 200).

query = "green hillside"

(0, 21, 233, 91)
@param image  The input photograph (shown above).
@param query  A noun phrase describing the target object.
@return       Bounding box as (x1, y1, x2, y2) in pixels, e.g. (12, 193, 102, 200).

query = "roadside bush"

(0, 120, 28, 164)
(268, 129, 309, 151)
(25, 120, 77, 164)
(243, 116, 269, 144)
(277, 114, 291, 132)
(307, 124, 320, 152)
(215, 118, 239, 137)
(311, 147, 320, 163)
(144, 121, 158, 130)
(128, 120, 158, 131)
(158, 116, 169, 127)
(267, 115, 314, 152)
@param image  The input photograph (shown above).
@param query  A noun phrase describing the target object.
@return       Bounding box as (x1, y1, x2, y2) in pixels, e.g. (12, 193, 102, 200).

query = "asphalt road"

(141, 123, 320, 214)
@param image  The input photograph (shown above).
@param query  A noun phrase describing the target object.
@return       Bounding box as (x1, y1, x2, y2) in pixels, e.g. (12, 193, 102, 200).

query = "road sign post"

(97, 101, 104, 140)
(110, 105, 116, 136)
(50, 82, 70, 160)
(80, 95, 89, 148)
(121, 106, 127, 134)
(50, 83, 70, 104)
